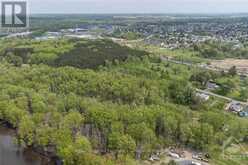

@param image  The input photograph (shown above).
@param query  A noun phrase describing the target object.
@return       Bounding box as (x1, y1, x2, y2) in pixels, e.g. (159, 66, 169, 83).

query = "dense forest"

(0, 39, 146, 69)
(0, 38, 247, 165)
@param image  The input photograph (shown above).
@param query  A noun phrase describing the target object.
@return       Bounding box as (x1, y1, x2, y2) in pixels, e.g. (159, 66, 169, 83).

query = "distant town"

(2, 14, 248, 50)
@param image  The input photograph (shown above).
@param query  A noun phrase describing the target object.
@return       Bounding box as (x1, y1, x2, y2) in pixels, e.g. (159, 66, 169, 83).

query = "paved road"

(196, 89, 248, 106)
(160, 56, 193, 66)
(176, 159, 208, 165)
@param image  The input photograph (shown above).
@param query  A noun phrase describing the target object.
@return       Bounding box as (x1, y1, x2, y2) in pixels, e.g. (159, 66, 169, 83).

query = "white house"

(196, 93, 210, 101)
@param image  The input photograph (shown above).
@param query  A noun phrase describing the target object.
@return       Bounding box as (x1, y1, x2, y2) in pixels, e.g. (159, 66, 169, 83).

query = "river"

(0, 125, 55, 165)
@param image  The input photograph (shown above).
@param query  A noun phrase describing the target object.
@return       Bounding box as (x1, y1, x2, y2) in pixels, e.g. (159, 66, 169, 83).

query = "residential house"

(229, 101, 244, 113)
(196, 93, 210, 101)
(206, 81, 220, 90)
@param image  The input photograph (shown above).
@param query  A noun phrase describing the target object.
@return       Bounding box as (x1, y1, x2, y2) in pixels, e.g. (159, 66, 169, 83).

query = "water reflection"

(0, 126, 54, 165)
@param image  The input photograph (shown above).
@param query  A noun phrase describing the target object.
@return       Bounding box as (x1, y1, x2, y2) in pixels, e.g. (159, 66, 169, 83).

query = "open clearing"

(210, 59, 248, 73)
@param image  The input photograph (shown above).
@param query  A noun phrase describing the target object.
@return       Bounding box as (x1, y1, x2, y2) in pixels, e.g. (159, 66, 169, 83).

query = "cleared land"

(211, 59, 248, 73)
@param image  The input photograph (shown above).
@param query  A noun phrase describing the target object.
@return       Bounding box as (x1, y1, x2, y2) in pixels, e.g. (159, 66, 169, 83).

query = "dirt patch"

(210, 59, 248, 73)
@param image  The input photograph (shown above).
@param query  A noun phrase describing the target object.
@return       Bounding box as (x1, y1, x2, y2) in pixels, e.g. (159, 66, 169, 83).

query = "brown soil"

(210, 59, 248, 73)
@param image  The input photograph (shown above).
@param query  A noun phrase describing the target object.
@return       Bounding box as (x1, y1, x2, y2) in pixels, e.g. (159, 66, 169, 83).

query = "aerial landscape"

(0, 0, 247, 165)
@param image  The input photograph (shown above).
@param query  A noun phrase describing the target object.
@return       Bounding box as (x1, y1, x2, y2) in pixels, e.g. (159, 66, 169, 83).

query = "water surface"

(0, 126, 52, 165)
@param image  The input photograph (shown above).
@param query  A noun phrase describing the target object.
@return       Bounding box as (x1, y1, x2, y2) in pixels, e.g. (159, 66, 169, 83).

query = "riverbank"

(0, 124, 58, 165)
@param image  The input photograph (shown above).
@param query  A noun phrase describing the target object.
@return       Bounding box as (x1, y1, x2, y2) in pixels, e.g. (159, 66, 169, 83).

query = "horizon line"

(29, 12, 248, 15)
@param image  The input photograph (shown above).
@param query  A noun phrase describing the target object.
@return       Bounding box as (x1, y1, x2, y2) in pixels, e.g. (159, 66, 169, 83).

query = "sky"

(28, 0, 248, 14)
